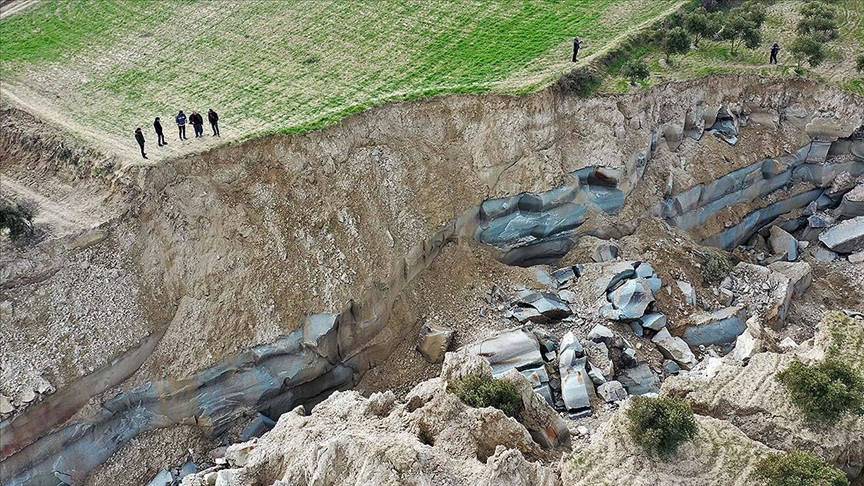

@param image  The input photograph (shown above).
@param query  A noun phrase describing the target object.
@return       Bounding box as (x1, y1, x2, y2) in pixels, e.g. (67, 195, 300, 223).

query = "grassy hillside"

(0, 0, 679, 161)
(600, 0, 864, 94)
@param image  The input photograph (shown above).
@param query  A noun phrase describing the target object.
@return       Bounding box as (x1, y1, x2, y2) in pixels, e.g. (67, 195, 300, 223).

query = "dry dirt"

(1, 74, 862, 484)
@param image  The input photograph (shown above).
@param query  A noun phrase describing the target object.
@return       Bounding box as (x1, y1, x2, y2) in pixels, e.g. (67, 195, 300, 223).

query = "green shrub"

(556, 67, 601, 97)
(450, 374, 522, 418)
(751, 450, 849, 486)
(0, 197, 37, 242)
(622, 59, 650, 85)
(701, 251, 732, 284)
(625, 396, 698, 459)
(776, 358, 864, 423)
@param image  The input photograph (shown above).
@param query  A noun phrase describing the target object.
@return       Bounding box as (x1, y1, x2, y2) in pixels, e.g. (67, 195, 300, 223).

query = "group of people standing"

(134, 109, 220, 159)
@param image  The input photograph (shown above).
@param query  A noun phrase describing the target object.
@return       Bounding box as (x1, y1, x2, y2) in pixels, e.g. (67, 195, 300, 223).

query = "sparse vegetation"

(557, 67, 601, 97)
(625, 396, 698, 459)
(450, 374, 522, 418)
(776, 357, 864, 423)
(855, 53, 864, 73)
(0, 197, 37, 242)
(701, 251, 732, 284)
(751, 450, 850, 486)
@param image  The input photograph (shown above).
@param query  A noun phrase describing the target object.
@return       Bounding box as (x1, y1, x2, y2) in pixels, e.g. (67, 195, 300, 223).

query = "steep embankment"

(1, 75, 862, 485)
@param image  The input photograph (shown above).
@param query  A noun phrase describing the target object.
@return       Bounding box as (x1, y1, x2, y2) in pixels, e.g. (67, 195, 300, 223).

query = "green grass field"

(0, 0, 679, 159)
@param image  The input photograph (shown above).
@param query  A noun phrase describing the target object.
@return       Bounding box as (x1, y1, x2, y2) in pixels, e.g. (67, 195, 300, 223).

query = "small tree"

(623, 59, 650, 85)
(776, 357, 864, 423)
(683, 7, 720, 47)
(789, 35, 828, 69)
(719, 12, 762, 55)
(855, 53, 864, 73)
(751, 450, 849, 486)
(663, 27, 691, 62)
(797, 1, 839, 42)
(626, 396, 698, 459)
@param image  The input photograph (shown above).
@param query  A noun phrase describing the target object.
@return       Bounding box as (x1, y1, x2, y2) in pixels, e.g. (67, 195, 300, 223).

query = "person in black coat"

(190, 111, 204, 138)
(770, 43, 780, 65)
(153, 117, 167, 146)
(135, 128, 147, 159)
(208, 109, 220, 136)
(572, 37, 582, 62)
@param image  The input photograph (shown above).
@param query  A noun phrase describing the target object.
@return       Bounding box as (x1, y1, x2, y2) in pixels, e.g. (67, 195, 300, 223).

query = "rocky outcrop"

(664, 312, 864, 477)
(561, 400, 774, 486)
(178, 352, 566, 486)
(3, 75, 863, 484)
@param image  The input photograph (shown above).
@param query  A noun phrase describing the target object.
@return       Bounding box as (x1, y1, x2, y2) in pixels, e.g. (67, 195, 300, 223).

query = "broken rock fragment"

(768, 225, 798, 261)
(592, 242, 619, 262)
(416, 322, 454, 364)
(682, 306, 748, 347)
(597, 381, 628, 402)
(651, 327, 697, 370)
(514, 292, 571, 322)
(616, 363, 659, 395)
(767, 261, 812, 298)
(819, 215, 864, 254)
(467, 329, 543, 376)
(639, 313, 667, 331)
(600, 278, 653, 320)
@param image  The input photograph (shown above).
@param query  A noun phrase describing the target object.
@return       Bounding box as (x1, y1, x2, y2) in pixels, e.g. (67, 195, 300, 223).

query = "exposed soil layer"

(0, 74, 862, 484)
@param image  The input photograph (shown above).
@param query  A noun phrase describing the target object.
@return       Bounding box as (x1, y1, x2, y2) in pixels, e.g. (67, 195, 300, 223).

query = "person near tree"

(770, 43, 780, 65)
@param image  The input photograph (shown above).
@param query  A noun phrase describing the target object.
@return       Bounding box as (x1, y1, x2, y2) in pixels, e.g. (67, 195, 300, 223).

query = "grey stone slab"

(597, 380, 628, 402)
(616, 363, 659, 395)
(640, 313, 667, 331)
(818, 215, 864, 254)
(768, 225, 798, 261)
(559, 354, 594, 412)
(605, 278, 653, 320)
(682, 306, 748, 347)
(468, 329, 543, 377)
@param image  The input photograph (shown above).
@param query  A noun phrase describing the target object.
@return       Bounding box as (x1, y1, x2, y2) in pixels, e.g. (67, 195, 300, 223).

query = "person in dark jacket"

(770, 43, 780, 65)
(572, 37, 582, 62)
(208, 109, 220, 136)
(176, 111, 188, 140)
(135, 128, 147, 159)
(153, 117, 167, 146)
(190, 111, 204, 138)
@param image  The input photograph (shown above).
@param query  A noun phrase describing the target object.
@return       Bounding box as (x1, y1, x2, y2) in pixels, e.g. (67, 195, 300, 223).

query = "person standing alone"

(208, 109, 220, 136)
(135, 128, 147, 159)
(153, 117, 167, 146)
(770, 43, 780, 65)
(572, 37, 582, 62)
(176, 110, 188, 140)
